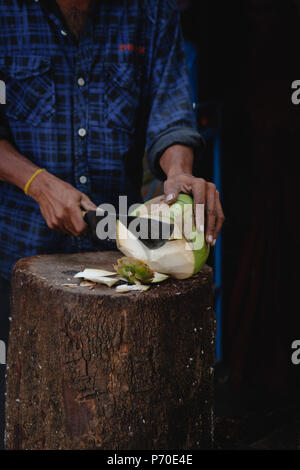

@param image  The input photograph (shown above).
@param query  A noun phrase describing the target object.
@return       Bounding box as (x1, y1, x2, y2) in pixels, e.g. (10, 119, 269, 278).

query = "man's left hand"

(159, 145, 225, 246)
(164, 173, 225, 246)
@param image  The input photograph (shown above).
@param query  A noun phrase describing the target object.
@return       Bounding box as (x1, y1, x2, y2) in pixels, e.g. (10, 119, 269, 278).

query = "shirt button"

(61, 29, 68, 36)
(77, 77, 85, 87)
(79, 176, 87, 184)
(78, 128, 87, 137)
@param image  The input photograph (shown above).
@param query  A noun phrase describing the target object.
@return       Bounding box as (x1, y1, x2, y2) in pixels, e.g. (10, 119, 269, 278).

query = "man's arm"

(0, 139, 96, 236)
(145, 1, 225, 245)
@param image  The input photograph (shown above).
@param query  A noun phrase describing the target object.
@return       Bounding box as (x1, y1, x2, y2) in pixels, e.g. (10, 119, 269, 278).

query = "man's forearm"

(159, 144, 194, 177)
(0, 139, 40, 191)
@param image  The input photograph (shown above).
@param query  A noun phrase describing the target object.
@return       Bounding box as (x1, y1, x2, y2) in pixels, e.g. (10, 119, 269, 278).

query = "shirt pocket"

(103, 62, 141, 134)
(0, 55, 55, 127)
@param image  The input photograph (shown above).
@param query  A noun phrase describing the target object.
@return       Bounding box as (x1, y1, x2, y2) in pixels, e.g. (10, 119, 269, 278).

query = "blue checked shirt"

(0, 0, 203, 280)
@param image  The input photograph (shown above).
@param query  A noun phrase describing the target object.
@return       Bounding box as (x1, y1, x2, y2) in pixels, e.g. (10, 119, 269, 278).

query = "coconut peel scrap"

(115, 284, 150, 293)
(74, 261, 169, 291)
(152, 272, 169, 283)
(83, 276, 119, 287)
(79, 281, 97, 287)
(74, 268, 116, 278)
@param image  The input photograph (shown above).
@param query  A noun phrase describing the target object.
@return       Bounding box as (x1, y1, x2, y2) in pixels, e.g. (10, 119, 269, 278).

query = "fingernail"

(207, 235, 213, 244)
(212, 239, 216, 246)
(166, 193, 175, 202)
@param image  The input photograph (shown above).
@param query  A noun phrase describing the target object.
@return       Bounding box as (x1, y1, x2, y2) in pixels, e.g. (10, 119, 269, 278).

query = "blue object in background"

(213, 131, 223, 361)
(185, 40, 223, 362)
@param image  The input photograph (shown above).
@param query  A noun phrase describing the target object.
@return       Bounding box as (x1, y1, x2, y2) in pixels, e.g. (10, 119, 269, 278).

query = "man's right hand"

(0, 140, 96, 236)
(29, 170, 97, 236)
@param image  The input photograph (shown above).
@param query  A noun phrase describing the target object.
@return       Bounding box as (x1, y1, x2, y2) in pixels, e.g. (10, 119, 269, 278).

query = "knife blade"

(82, 210, 174, 250)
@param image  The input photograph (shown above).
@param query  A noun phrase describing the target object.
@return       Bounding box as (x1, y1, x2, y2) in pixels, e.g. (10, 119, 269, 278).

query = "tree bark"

(5, 251, 215, 450)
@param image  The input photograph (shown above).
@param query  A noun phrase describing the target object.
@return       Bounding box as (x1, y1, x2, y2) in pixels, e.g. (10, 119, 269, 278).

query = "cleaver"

(82, 210, 174, 250)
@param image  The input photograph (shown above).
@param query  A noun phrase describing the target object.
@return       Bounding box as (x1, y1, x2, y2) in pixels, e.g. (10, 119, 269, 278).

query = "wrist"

(166, 166, 192, 178)
(159, 145, 194, 178)
(28, 170, 52, 201)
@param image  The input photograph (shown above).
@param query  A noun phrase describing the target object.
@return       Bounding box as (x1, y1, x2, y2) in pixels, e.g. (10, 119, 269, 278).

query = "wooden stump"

(5, 251, 216, 450)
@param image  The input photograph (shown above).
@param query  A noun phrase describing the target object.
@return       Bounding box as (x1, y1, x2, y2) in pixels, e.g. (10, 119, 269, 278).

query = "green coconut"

(116, 193, 209, 279)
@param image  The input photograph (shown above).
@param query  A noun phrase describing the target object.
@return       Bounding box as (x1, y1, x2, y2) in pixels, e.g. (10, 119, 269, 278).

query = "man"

(0, 0, 224, 447)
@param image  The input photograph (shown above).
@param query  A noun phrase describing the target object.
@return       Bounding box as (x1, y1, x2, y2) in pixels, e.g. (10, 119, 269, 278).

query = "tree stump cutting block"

(5, 251, 216, 450)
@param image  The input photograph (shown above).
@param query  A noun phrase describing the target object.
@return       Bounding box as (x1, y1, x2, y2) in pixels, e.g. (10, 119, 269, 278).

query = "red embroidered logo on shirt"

(119, 44, 146, 54)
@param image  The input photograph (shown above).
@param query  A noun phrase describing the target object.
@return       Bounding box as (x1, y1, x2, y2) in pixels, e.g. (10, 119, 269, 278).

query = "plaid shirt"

(0, 0, 203, 280)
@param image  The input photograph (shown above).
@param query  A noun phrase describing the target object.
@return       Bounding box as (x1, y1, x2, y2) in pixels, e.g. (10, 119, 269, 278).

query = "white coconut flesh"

(152, 272, 169, 283)
(115, 284, 150, 293)
(74, 269, 116, 278)
(74, 265, 169, 287)
(116, 219, 196, 279)
(116, 193, 210, 280)
(81, 276, 119, 287)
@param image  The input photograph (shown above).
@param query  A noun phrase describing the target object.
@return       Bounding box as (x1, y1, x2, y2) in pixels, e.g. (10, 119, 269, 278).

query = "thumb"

(80, 194, 97, 211)
(164, 180, 179, 205)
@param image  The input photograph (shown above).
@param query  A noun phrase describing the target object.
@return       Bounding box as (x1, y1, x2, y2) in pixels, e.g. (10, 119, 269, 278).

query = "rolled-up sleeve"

(146, 0, 204, 180)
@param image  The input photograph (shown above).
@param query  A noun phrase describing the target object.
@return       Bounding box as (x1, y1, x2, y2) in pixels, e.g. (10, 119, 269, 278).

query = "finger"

(164, 180, 179, 205)
(62, 215, 80, 236)
(52, 207, 75, 236)
(191, 179, 206, 233)
(63, 224, 79, 236)
(213, 191, 225, 244)
(205, 183, 216, 245)
(181, 183, 193, 194)
(40, 205, 69, 235)
(50, 217, 70, 235)
(54, 213, 74, 235)
(80, 194, 97, 211)
(68, 205, 87, 236)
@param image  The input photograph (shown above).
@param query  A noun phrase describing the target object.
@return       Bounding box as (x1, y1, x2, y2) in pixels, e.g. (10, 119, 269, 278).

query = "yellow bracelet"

(24, 168, 46, 196)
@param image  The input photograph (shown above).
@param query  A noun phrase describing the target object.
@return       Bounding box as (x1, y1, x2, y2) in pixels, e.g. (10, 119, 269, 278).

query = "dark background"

(179, 0, 300, 444)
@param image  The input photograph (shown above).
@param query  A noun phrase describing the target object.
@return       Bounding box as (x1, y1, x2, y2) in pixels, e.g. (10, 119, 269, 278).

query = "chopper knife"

(81, 209, 174, 250)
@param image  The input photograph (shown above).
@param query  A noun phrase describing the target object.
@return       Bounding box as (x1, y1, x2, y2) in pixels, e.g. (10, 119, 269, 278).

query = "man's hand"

(29, 170, 97, 236)
(0, 140, 97, 236)
(160, 145, 225, 246)
(164, 173, 224, 246)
